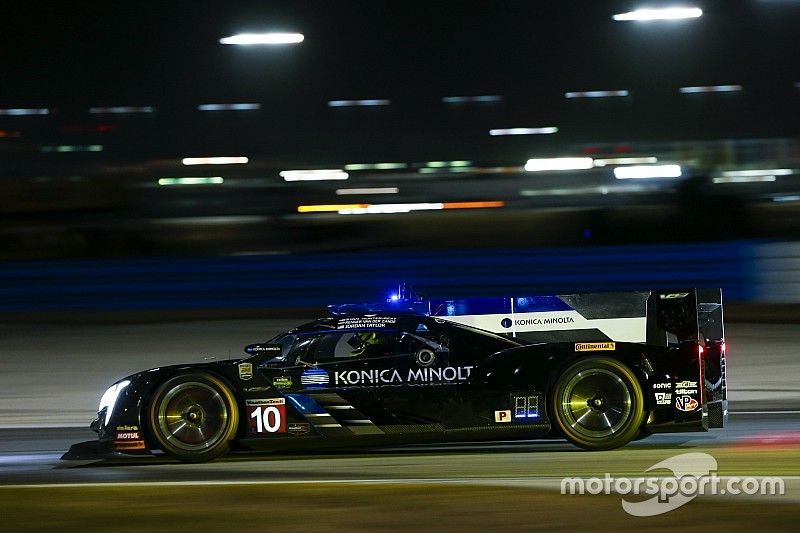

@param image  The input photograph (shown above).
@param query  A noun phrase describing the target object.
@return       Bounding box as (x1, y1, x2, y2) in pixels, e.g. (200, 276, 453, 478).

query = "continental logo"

(575, 342, 616, 352)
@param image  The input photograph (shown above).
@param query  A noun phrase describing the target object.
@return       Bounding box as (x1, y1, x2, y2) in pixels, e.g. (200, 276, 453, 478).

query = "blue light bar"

(327, 300, 431, 316)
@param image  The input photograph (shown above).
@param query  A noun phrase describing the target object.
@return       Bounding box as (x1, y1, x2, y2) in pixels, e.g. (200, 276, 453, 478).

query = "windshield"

(261, 333, 298, 362)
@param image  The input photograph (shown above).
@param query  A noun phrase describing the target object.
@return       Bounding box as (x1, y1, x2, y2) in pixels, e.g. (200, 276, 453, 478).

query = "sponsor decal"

(575, 342, 616, 352)
(500, 318, 513, 329)
(243, 386, 272, 392)
(301, 368, 330, 388)
(336, 316, 398, 329)
(247, 398, 287, 434)
(675, 380, 699, 395)
(494, 410, 512, 423)
(514, 395, 540, 419)
(113, 440, 146, 451)
(333, 366, 474, 386)
(517, 316, 575, 326)
(659, 293, 690, 299)
(238, 362, 253, 381)
(113, 425, 145, 450)
(653, 382, 671, 390)
(273, 376, 294, 389)
(245, 344, 282, 354)
(655, 392, 672, 405)
(675, 395, 699, 412)
(288, 422, 311, 436)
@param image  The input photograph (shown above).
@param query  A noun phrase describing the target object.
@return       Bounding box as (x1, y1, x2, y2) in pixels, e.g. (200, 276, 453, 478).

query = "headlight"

(98, 380, 130, 426)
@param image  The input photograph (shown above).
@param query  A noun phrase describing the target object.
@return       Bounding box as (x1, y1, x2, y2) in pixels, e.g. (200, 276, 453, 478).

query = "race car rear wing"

(330, 288, 724, 347)
(329, 287, 727, 430)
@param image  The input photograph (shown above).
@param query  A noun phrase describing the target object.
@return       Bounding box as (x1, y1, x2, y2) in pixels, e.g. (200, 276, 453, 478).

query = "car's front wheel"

(551, 357, 645, 450)
(148, 372, 239, 462)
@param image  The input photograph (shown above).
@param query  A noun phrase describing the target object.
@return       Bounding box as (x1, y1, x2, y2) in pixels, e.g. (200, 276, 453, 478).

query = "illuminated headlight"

(98, 380, 130, 426)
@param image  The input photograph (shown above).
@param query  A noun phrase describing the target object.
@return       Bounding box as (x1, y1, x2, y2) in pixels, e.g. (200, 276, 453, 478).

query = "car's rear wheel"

(148, 373, 239, 462)
(551, 357, 645, 450)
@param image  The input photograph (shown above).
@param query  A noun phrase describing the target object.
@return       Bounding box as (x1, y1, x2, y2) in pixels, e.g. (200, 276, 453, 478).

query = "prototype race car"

(64, 288, 727, 463)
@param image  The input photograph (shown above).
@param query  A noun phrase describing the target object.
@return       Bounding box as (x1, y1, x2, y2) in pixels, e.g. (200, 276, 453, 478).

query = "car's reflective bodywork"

(65, 288, 727, 462)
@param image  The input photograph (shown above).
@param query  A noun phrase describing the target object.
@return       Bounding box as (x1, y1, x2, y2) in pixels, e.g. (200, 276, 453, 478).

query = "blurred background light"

(0, 108, 50, 115)
(679, 85, 742, 94)
(182, 157, 248, 165)
(721, 168, 793, 177)
(594, 157, 658, 166)
(298, 201, 503, 215)
(565, 90, 630, 98)
(614, 164, 682, 179)
(417, 167, 474, 174)
(520, 184, 656, 196)
(219, 32, 304, 45)
(490, 127, 558, 136)
(281, 169, 349, 181)
(298, 204, 367, 213)
(197, 103, 261, 111)
(89, 106, 154, 114)
(713, 175, 777, 184)
(441, 95, 503, 104)
(158, 177, 224, 186)
(328, 99, 391, 107)
(424, 160, 472, 168)
(336, 187, 399, 195)
(344, 163, 407, 171)
(339, 203, 440, 215)
(40, 145, 103, 153)
(773, 195, 800, 203)
(612, 7, 703, 21)
(524, 157, 594, 171)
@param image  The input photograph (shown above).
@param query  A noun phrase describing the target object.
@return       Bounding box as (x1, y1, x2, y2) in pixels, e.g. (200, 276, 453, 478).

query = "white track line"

(729, 411, 800, 415)
(2, 476, 800, 490)
(0, 424, 87, 429)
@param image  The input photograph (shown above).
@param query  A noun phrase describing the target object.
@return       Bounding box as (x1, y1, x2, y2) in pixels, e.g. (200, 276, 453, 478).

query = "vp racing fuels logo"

(675, 396, 699, 412)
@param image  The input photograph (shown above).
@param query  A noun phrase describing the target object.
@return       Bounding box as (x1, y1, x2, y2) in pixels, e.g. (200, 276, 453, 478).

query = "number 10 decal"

(246, 398, 287, 434)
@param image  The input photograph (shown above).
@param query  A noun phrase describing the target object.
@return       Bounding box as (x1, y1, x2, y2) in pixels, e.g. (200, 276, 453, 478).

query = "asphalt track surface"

(0, 320, 799, 494)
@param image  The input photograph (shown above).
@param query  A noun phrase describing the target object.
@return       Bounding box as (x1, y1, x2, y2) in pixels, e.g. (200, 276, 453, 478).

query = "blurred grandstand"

(0, 2, 799, 269)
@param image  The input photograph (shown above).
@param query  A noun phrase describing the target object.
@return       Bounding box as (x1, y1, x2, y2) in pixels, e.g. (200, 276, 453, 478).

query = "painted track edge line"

(3, 476, 800, 490)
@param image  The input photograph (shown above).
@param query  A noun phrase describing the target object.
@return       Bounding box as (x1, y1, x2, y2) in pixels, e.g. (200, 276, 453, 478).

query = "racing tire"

(148, 372, 239, 463)
(551, 357, 645, 451)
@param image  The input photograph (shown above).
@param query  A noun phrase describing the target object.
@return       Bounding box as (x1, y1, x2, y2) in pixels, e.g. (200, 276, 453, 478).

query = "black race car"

(64, 288, 727, 463)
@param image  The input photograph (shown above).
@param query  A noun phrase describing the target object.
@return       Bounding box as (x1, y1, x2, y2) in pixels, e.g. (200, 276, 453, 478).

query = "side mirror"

(244, 343, 283, 356)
